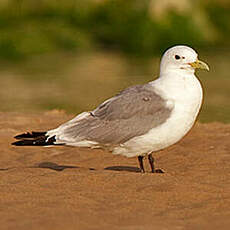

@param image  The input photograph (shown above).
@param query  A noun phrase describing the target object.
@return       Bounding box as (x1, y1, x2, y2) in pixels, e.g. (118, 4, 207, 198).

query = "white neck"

(160, 67, 195, 77)
(150, 70, 203, 105)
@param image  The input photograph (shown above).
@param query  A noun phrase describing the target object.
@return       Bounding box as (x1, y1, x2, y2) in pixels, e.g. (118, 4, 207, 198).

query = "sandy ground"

(1, 111, 230, 230)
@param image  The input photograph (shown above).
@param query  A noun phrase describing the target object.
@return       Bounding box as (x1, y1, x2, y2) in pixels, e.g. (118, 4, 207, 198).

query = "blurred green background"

(0, 0, 229, 122)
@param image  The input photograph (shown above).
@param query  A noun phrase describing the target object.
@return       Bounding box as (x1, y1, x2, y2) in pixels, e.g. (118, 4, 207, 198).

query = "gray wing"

(58, 84, 173, 145)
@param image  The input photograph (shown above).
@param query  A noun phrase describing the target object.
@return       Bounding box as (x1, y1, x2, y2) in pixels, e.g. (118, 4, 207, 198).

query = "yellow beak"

(189, 59, 209, 71)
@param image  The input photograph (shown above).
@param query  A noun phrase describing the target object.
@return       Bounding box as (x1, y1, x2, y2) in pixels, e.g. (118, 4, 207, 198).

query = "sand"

(1, 111, 230, 230)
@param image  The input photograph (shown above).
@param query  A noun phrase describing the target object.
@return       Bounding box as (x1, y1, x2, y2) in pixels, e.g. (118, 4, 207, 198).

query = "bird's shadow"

(34, 162, 79, 171)
(32, 162, 90, 172)
(0, 167, 12, 171)
(104, 166, 141, 173)
(34, 162, 140, 173)
(104, 166, 165, 173)
(33, 162, 163, 174)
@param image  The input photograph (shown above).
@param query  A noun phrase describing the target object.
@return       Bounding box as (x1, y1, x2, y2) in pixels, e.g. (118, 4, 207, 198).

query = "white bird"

(12, 45, 209, 173)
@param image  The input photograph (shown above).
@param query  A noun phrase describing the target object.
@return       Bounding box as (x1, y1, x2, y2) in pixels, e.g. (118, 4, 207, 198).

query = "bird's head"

(160, 45, 209, 75)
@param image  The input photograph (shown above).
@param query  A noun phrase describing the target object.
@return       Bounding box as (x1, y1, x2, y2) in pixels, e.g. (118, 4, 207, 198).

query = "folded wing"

(54, 84, 173, 145)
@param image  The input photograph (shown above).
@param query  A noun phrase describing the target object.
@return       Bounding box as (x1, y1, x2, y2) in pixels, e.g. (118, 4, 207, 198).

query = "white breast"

(113, 72, 203, 157)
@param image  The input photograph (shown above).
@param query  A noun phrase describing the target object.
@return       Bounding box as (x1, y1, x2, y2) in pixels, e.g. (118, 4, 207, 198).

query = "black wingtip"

(12, 136, 57, 146)
(12, 130, 59, 146)
(12, 140, 35, 146)
(14, 131, 47, 139)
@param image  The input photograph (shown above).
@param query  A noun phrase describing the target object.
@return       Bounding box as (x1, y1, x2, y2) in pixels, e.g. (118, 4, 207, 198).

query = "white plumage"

(13, 45, 209, 173)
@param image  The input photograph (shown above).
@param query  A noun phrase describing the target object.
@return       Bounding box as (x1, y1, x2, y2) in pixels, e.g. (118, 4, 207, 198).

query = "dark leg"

(148, 153, 155, 173)
(138, 156, 145, 173)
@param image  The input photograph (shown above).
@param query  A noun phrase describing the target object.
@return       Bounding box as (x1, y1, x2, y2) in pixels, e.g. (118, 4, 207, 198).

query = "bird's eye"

(175, 55, 180, 60)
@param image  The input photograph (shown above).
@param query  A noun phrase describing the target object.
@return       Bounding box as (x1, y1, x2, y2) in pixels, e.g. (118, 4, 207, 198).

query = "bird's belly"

(113, 99, 202, 157)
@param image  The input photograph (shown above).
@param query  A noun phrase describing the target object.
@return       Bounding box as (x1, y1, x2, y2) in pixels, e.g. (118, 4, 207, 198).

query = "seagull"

(12, 45, 209, 173)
